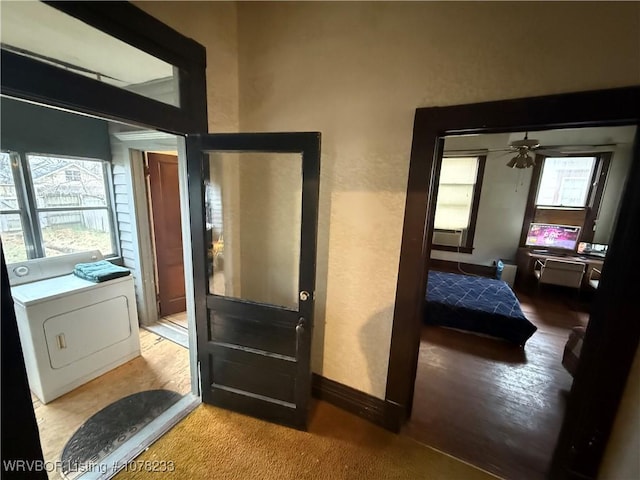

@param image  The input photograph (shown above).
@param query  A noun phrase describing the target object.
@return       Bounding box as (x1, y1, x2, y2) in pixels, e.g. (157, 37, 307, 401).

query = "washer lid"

(8, 250, 103, 286)
(10, 274, 131, 306)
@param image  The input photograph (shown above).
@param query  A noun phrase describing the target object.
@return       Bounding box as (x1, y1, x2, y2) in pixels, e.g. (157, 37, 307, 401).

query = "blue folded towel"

(73, 260, 130, 283)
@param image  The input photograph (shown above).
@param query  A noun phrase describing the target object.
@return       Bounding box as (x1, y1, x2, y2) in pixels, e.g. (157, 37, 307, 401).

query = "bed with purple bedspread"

(425, 270, 537, 346)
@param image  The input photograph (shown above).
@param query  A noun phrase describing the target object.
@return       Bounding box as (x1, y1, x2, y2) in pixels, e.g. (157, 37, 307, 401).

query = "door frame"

(386, 86, 640, 479)
(109, 133, 180, 328)
(1, 1, 208, 473)
(110, 131, 200, 394)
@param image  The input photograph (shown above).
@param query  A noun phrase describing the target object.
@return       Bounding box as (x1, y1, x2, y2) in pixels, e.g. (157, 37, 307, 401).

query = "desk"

(516, 247, 604, 289)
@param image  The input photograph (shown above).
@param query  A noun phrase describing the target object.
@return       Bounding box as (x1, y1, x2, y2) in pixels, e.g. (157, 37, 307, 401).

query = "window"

(536, 156, 597, 207)
(0, 152, 117, 263)
(521, 153, 610, 246)
(65, 169, 81, 182)
(0, 152, 29, 263)
(432, 155, 486, 253)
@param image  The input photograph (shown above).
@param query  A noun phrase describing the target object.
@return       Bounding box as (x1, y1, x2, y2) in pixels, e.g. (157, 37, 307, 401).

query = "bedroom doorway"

(401, 126, 636, 479)
(387, 88, 640, 480)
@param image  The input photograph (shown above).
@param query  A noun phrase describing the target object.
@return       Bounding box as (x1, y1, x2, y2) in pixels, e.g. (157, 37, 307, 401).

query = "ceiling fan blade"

(446, 142, 619, 159)
(535, 148, 567, 156)
(536, 144, 617, 156)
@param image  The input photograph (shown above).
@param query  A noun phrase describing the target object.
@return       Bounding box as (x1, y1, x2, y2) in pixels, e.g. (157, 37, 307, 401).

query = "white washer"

(10, 255, 140, 404)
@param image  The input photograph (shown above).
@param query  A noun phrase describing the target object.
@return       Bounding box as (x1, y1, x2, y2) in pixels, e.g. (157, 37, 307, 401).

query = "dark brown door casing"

(147, 152, 186, 316)
(388, 86, 640, 480)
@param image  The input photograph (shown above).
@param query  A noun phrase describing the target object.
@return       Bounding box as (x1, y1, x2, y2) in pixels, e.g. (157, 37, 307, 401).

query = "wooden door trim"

(583, 152, 612, 243)
(386, 86, 640, 479)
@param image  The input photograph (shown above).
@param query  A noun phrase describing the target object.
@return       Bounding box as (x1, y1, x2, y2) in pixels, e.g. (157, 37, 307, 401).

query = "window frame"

(0, 151, 37, 261)
(520, 152, 612, 247)
(1, 149, 119, 262)
(431, 154, 486, 254)
(534, 155, 598, 208)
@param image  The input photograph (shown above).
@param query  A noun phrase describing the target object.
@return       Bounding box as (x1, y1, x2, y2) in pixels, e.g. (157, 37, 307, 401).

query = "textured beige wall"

(236, 1, 640, 398)
(599, 347, 640, 480)
(134, 1, 240, 132)
(135, 1, 639, 399)
(130, 2, 639, 472)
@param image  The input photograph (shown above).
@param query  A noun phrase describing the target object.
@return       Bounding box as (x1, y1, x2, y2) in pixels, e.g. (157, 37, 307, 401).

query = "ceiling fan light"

(507, 151, 535, 169)
(526, 155, 536, 168)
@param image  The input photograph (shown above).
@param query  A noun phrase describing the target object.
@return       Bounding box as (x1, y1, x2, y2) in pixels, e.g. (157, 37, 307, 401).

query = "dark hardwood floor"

(403, 288, 590, 480)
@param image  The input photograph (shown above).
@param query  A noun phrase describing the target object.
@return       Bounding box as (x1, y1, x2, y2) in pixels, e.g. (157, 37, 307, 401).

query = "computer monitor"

(525, 223, 581, 251)
(577, 242, 608, 258)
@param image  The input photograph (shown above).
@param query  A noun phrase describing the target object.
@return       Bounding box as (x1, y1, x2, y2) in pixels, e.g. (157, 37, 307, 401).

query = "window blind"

(434, 156, 478, 230)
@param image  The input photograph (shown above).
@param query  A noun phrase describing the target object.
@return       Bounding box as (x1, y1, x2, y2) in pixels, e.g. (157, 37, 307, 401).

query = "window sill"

(432, 244, 474, 254)
(7, 253, 122, 269)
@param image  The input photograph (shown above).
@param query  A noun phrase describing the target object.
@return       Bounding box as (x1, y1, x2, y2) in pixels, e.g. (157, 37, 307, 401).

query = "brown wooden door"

(147, 152, 186, 316)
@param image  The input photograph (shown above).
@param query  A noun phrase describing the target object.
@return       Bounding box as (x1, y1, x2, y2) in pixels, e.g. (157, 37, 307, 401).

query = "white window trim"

(0, 150, 119, 264)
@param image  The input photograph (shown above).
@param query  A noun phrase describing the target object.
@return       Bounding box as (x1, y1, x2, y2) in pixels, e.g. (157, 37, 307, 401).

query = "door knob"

(296, 317, 306, 335)
(296, 317, 306, 355)
(299, 291, 310, 301)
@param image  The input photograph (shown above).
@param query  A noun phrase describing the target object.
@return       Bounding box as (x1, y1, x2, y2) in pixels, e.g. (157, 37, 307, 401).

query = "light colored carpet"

(115, 401, 500, 480)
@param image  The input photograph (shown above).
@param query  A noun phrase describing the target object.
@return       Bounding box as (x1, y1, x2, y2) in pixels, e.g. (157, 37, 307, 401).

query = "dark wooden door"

(187, 133, 320, 429)
(147, 152, 186, 316)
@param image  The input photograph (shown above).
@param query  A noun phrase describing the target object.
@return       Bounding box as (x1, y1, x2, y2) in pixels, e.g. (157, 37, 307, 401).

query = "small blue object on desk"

(496, 259, 504, 279)
(73, 260, 130, 283)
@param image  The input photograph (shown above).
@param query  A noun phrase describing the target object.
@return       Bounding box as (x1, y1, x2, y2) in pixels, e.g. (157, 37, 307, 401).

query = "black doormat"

(61, 389, 182, 477)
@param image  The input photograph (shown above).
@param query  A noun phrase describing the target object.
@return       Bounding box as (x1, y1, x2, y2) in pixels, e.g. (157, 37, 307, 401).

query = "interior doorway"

(400, 125, 639, 479)
(0, 2, 208, 477)
(387, 87, 640, 480)
(1, 99, 196, 480)
(145, 152, 187, 331)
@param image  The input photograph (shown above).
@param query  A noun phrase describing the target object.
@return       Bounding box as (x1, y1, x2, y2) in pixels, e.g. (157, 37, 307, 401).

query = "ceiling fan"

(504, 133, 539, 169)
(444, 132, 621, 169)
(494, 133, 617, 169)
